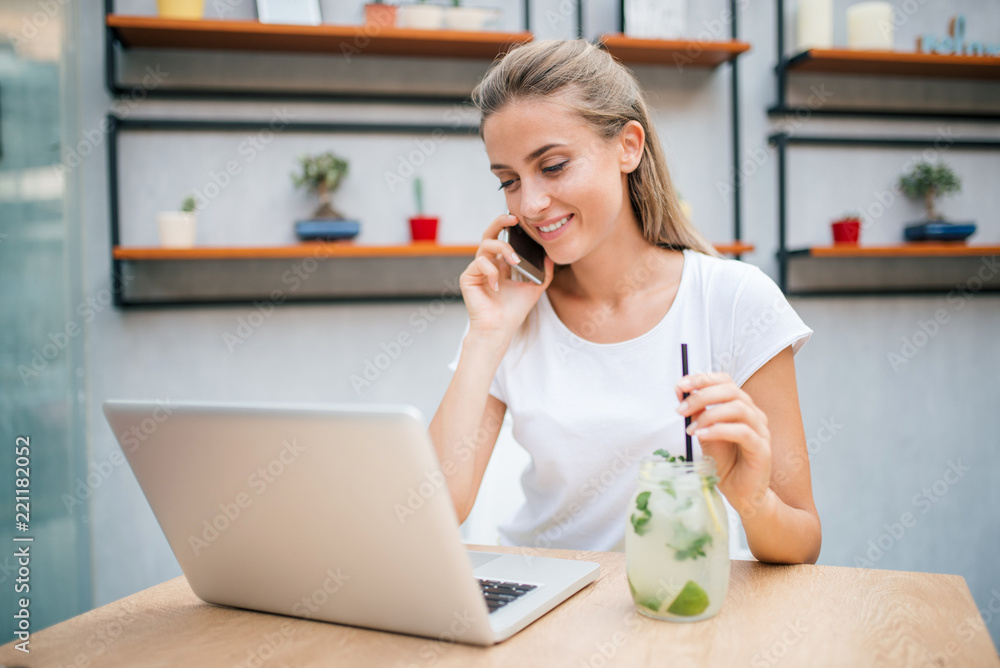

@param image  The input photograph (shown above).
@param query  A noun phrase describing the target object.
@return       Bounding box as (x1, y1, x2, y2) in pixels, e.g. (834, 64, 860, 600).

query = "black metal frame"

(104, 0, 570, 104)
(767, 0, 1000, 122)
(108, 115, 479, 308)
(106, 0, 745, 307)
(768, 131, 1000, 296)
(616, 0, 744, 250)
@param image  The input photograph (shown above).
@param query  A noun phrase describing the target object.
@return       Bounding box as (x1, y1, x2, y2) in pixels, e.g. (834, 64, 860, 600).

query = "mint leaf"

(635, 491, 651, 511)
(630, 510, 651, 535)
(660, 479, 676, 498)
(667, 521, 714, 561)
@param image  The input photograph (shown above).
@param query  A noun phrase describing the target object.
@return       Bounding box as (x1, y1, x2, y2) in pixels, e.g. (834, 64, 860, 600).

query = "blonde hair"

(471, 39, 720, 257)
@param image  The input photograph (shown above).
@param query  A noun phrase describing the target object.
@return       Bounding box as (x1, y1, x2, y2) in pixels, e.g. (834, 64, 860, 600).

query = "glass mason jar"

(625, 456, 730, 622)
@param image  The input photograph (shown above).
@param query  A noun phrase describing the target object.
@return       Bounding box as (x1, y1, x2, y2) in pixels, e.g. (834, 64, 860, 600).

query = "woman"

(429, 40, 821, 564)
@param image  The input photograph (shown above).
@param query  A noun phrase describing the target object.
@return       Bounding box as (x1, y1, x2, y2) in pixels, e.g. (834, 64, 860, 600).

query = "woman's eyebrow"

(490, 143, 567, 171)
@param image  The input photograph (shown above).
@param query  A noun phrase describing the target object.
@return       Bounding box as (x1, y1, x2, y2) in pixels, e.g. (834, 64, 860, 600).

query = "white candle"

(796, 0, 833, 52)
(847, 1, 895, 50)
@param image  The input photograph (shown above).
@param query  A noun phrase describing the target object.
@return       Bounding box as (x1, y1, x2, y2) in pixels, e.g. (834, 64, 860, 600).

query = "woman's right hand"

(460, 213, 554, 343)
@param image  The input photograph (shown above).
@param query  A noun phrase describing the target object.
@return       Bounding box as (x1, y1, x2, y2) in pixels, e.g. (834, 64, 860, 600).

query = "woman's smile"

(534, 213, 573, 240)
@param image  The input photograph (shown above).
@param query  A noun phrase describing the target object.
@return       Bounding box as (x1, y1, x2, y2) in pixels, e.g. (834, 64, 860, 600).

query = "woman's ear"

(619, 120, 645, 174)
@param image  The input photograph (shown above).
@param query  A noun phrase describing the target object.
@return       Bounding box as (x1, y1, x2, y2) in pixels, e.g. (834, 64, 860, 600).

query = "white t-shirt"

(448, 249, 812, 553)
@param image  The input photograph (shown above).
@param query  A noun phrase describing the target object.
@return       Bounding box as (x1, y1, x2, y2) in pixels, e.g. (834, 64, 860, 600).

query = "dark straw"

(681, 343, 693, 462)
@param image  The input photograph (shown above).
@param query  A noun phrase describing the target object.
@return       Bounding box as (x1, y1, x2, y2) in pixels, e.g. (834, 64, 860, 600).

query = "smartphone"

(499, 221, 546, 285)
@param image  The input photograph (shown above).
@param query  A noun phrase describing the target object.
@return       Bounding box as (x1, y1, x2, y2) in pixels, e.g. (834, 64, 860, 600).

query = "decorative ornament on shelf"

(291, 152, 360, 241)
(796, 0, 833, 52)
(157, 194, 198, 248)
(444, 0, 500, 31)
(256, 0, 321, 26)
(916, 15, 1000, 57)
(156, 0, 205, 19)
(897, 161, 975, 242)
(830, 212, 861, 245)
(364, 0, 398, 28)
(409, 177, 439, 242)
(398, 0, 446, 29)
(624, 0, 687, 40)
(846, 1, 894, 50)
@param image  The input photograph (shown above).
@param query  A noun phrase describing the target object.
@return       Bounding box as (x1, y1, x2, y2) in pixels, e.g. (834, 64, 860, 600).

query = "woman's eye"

(498, 178, 517, 191)
(542, 161, 568, 174)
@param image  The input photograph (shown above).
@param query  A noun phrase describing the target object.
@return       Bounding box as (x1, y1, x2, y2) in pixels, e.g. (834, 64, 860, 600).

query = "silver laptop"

(102, 399, 599, 645)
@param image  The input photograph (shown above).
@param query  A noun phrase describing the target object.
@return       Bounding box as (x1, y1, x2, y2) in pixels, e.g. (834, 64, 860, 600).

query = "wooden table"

(2, 545, 997, 667)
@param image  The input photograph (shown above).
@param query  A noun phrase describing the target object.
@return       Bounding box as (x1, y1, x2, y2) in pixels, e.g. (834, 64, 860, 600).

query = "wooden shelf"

(715, 242, 755, 255)
(106, 15, 532, 59)
(791, 243, 1000, 258)
(784, 243, 1000, 295)
(112, 243, 478, 261)
(597, 34, 750, 67)
(110, 242, 756, 305)
(785, 48, 1000, 80)
(113, 242, 753, 261)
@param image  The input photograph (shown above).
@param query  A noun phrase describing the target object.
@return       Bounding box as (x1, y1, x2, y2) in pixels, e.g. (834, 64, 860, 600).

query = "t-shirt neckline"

(539, 249, 691, 348)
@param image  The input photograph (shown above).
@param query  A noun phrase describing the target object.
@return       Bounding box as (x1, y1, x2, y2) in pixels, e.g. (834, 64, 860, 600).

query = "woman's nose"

(518, 177, 551, 219)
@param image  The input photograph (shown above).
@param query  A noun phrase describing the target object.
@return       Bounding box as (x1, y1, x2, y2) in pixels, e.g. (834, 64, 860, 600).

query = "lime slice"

(665, 580, 710, 617)
(702, 483, 724, 534)
(639, 595, 664, 612)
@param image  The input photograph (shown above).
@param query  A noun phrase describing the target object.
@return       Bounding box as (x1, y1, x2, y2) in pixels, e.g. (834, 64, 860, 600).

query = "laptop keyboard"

(477, 579, 537, 614)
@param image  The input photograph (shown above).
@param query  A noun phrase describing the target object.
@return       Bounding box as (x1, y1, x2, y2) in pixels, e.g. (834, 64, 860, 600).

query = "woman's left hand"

(675, 372, 773, 519)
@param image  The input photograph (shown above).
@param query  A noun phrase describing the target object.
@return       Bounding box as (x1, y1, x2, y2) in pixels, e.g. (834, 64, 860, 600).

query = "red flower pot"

(831, 218, 861, 244)
(364, 3, 397, 27)
(409, 216, 439, 242)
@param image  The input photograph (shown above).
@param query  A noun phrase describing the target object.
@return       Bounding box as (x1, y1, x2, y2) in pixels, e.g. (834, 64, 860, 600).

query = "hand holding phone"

(498, 217, 547, 285)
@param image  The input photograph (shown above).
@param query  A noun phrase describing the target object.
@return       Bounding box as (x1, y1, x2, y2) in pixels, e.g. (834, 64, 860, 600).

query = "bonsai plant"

(292, 151, 349, 220)
(157, 194, 198, 248)
(898, 160, 961, 222)
(409, 177, 438, 242)
(897, 160, 974, 241)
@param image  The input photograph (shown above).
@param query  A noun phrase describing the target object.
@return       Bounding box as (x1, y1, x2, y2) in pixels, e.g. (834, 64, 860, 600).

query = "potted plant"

(897, 160, 975, 241)
(293, 151, 350, 219)
(156, 0, 204, 20)
(364, 0, 397, 28)
(398, 0, 445, 29)
(443, 0, 499, 30)
(830, 212, 861, 245)
(157, 195, 198, 248)
(292, 152, 360, 241)
(409, 177, 439, 242)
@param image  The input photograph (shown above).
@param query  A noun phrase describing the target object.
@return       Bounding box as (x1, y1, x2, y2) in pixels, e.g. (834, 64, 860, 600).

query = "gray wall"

(66, 0, 1000, 650)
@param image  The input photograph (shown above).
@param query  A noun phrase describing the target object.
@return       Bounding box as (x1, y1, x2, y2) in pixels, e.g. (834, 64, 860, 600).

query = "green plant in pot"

(897, 160, 974, 241)
(292, 151, 349, 220)
(157, 194, 198, 248)
(409, 177, 439, 242)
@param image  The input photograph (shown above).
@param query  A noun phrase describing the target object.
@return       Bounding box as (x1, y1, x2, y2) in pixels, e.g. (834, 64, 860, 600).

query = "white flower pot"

(398, 4, 445, 29)
(157, 211, 197, 248)
(443, 7, 495, 31)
